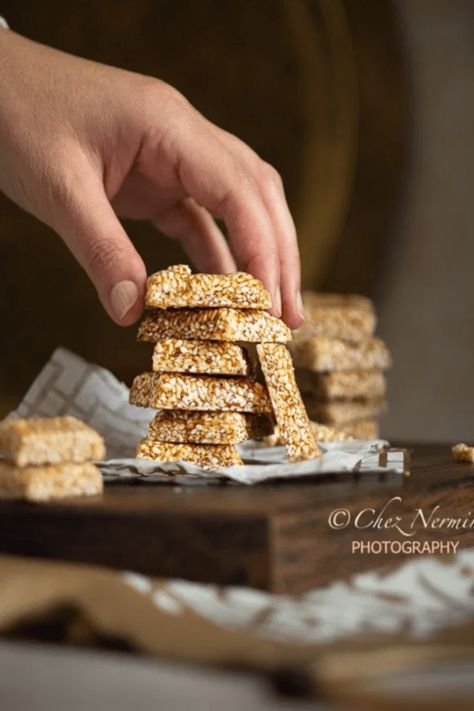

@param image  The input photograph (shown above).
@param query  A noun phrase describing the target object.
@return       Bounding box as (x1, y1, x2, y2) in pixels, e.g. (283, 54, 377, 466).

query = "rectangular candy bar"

(146, 265, 272, 310)
(0, 461, 103, 501)
(303, 291, 374, 312)
(295, 369, 386, 400)
(130, 372, 272, 413)
(289, 335, 392, 372)
(148, 410, 273, 444)
(152, 339, 251, 376)
(264, 421, 351, 447)
(138, 308, 291, 344)
(304, 395, 386, 425)
(0, 416, 105, 467)
(300, 291, 376, 341)
(136, 439, 243, 469)
(257, 343, 320, 462)
(342, 419, 380, 439)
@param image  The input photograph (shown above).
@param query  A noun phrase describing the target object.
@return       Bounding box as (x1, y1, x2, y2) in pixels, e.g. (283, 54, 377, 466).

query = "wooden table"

(1, 445, 473, 593)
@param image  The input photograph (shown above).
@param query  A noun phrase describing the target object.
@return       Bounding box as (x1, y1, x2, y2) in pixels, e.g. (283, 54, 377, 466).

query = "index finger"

(141, 111, 282, 316)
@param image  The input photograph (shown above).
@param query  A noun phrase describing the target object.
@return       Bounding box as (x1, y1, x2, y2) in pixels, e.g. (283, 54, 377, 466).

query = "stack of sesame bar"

(0, 416, 104, 501)
(288, 291, 392, 439)
(129, 265, 320, 468)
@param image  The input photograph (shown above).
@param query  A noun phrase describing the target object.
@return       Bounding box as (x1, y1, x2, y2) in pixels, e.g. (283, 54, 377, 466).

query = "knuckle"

(139, 79, 190, 122)
(261, 162, 283, 190)
(234, 168, 259, 198)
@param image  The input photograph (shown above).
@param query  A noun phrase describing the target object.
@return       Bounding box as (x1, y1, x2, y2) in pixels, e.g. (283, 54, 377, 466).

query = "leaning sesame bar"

(148, 411, 273, 444)
(136, 439, 243, 469)
(300, 291, 376, 341)
(257, 343, 320, 462)
(152, 339, 251, 376)
(0, 416, 105, 467)
(452, 443, 474, 463)
(146, 265, 271, 310)
(289, 335, 391, 372)
(138, 308, 291, 343)
(130, 372, 272, 413)
(304, 395, 386, 425)
(295, 369, 386, 400)
(0, 461, 103, 501)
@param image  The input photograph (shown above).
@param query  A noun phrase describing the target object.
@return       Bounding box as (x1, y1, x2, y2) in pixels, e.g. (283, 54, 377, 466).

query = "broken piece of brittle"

(452, 443, 474, 463)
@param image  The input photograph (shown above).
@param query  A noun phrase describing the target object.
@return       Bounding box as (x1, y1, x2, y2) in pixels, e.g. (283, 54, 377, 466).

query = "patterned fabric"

(124, 548, 474, 645)
(8, 348, 407, 480)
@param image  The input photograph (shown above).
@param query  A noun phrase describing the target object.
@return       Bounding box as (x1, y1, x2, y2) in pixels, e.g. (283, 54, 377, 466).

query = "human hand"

(0, 31, 303, 327)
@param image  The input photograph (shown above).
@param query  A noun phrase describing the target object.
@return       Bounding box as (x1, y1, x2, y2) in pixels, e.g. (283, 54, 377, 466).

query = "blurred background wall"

(0, 0, 472, 441)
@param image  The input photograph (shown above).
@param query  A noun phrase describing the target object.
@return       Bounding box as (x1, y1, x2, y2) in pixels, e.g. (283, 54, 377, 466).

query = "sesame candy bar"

(304, 395, 386, 425)
(264, 421, 352, 447)
(136, 439, 243, 469)
(0, 461, 103, 501)
(295, 369, 386, 400)
(303, 291, 374, 313)
(0, 416, 105, 467)
(452, 443, 474, 463)
(130, 372, 272, 413)
(257, 343, 320, 462)
(289, 335, 392, 372)
(152, 339, 251, 376)
(342, 419, 380, 440)
(300, 293, 376, 342)
(264, 418, 380, 446)
(146, 265, 272, 310)
(138, 308, 291, 344)
(148, 411, 273, 444)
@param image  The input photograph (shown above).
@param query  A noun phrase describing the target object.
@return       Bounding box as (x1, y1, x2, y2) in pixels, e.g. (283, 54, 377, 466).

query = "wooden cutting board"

(1, 445, 473, 593)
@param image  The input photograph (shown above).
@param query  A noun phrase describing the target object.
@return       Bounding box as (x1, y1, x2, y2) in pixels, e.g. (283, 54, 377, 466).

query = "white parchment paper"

(9, 348, 407, 485)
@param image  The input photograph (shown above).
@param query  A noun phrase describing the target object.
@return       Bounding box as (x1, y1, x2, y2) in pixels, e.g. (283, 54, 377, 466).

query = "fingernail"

(296, 291, 304, 319)
(274, 287, 282, 316)
(110, 280, 139, 320)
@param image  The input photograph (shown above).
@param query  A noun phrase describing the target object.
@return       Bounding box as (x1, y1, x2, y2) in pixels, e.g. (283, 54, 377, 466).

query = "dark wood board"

(1, 445, 473, 593)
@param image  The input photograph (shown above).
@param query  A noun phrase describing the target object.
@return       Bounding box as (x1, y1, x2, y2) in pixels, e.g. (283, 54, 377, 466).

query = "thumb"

(51, 174, 147, 326)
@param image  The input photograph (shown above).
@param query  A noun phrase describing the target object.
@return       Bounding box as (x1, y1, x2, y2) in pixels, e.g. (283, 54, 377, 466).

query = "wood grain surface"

(1, 445, 472, 593)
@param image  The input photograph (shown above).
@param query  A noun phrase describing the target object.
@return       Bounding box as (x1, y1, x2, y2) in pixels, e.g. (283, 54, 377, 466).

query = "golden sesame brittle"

(130, 372, 272, 413)
(146, 265, 272, 310)
(152, 338, 251, 376)
(0, 416, 105, 467)
(138, 308, 291, 344)
(257, 343, 320, 462)
(0, 461, 103, 501)
(148, 410, 273, 444)
(136, 439, 243, 469)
